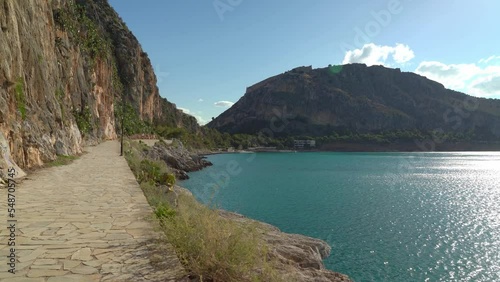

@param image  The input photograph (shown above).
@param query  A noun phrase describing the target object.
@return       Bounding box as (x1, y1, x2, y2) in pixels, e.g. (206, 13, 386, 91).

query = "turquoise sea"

(181, 152, 500, 281)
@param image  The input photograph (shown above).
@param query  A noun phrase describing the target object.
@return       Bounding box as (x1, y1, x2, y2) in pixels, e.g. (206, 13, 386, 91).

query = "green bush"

(114, 102, 154, 136)
(137, 159, 175, 185)
(73, 106, 93, 135)
(54, 1, 110, 61)
(155, 203, 176, 220)
(14, 77, 26, 120)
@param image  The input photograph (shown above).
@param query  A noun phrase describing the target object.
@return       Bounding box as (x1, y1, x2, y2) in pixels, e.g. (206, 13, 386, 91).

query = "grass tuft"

(161, 194, 282, 282)
(46, 155, 78, 167)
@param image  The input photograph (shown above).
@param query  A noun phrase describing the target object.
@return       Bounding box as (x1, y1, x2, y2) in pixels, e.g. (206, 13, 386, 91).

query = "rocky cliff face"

(0, 0, 197, 180)
(208, 64, 500, 139)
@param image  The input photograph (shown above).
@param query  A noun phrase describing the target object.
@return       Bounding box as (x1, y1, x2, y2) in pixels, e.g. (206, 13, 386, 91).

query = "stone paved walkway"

(0, 141, 187, 281)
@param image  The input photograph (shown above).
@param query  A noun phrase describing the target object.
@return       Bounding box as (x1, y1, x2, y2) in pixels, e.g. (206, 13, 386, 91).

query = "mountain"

(0, 0, 197, 177)
(208, 64, 500, 140)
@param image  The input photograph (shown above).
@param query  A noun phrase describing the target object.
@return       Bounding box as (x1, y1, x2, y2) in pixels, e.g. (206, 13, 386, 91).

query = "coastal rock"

(147, 141, 212, 179)
(218, 210, 352, 281)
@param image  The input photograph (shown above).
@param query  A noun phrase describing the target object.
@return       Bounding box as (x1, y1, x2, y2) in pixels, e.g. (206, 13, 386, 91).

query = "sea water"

(182, 152, 500, 281)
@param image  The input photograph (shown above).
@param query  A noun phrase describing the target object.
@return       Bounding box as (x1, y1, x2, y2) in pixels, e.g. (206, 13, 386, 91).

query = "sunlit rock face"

(0, 0, 198, 177)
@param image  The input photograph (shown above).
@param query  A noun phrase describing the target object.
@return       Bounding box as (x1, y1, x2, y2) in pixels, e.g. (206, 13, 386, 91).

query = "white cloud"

(178, 107, 208, 125)
(214, 101, 234, 108)
(415, 61, 481, 89)
(415, 58, 500, 97)
(478, 55, 500, 64)
(198, 98, 204, 102)
(469, 74, 500, 97)
(392, 44, 415, 64)
(195, 116, 208, 125)
(342, 43, 414, 66)
(178, 107, 190, 114)
(341, 44, 500, 97)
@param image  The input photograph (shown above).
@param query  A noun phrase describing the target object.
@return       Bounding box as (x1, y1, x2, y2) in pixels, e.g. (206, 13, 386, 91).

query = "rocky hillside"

(0, 0, 197, 179)
(208, 64, 500, 140)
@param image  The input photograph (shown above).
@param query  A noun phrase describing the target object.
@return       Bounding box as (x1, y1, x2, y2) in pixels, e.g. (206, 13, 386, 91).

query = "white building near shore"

(293, 140, 316, 149)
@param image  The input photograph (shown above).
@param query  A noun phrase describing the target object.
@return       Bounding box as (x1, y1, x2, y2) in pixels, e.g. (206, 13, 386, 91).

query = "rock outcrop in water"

(218, 210, 352, 281)
(147, 141, 212, 180)
(0, 0, 197, 180)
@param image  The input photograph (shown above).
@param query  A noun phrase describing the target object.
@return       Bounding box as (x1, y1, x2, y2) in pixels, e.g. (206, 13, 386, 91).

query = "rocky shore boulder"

(147, 141, 212, 179)
(218, 210, 352, 282)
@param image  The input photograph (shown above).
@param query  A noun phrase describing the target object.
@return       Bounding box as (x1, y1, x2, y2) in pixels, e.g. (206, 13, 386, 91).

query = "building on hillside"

(293, 140, 316, 149)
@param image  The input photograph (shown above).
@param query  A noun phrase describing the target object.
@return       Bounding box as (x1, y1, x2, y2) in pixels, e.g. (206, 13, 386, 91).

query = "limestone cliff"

(0, 0, 197, 180)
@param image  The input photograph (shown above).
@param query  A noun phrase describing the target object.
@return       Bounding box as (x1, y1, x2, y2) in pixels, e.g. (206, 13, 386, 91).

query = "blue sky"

(109, 0, 500, 124)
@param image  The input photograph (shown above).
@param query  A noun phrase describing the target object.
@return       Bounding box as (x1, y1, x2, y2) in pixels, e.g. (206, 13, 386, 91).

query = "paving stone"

(85, 243, 110, 248)
(18, 228, 47, 236)
(126, 228, 150, 238)
(26, 269, 68, 278)
(62, 260, 81, 270)
(126, 221, 152, 229)
(16, 261, 37, 271)
(78, 232, 106, 239)
(41, 228, 61, 236)
(46, 274, 101, 282)
(82, 260, 104, 267)
(14, 245, 41, 250)
(90, 223, 113, 230)
(70, 265, 98, 275)
(42, 253, 72, 259)
(112, 221, 131, 227)
(25, 222, 54, 228)
(101, 263, 122, 274)
(104, 233, 132, 240)
(30, 264, 63, 270)
(94, 252, 115, 261)
(47, 222, 69, 228)
(18, 248, 47, 263)
(92, 249, 112, 256)
(32, 259, 58, 265)
(72, 223, 90, 229)
(71, 248, 92, 261)
(0, 270, 29, 279)
(0, 278, 45, 282)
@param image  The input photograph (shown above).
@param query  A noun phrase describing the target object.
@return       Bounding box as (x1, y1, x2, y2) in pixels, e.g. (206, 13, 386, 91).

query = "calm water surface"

(182, 152, 500, 281)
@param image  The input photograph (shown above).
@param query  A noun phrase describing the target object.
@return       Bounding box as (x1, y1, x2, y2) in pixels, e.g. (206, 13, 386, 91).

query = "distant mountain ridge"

(208, 64, 500, 140)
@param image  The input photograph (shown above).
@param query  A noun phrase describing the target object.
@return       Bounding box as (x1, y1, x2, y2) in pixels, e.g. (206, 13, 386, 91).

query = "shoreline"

(202, 141, 500, 155)
(131, 139, 352, 281)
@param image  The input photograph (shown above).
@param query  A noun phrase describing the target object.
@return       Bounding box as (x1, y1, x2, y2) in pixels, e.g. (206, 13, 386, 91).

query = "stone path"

(0, 141, 187, 281)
